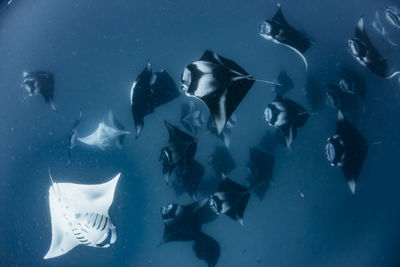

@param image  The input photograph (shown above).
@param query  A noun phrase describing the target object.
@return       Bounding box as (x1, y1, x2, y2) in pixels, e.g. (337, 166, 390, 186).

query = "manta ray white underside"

(78, 111, 130, 150)
(44, 172, 120, 259)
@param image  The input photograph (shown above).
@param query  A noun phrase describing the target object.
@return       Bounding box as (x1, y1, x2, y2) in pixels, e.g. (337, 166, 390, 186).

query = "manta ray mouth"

(181, 67, 191, 93)
(161, 204, 183, 225)
(325, 135, 346, 166)
(339, 79, 353, 94)
(264, 107, 273, 123)
(325, 142, 336, 164)
(22, 81, 35, 94)
(258, 21, 272, 36)
(347, 39, 360, 57)
(385, 7, 400, 27)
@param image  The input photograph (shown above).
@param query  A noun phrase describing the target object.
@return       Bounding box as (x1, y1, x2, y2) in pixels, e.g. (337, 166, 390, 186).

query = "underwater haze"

(1, 0, 400, 266)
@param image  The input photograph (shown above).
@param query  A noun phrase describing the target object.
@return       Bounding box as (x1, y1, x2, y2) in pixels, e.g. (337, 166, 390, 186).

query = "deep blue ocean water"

(1, 0, 400, 266)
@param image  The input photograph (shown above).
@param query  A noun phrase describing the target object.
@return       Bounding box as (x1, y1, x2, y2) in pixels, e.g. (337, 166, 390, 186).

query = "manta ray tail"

(234, 75, 282, 86)
(252, 77, 282, 86)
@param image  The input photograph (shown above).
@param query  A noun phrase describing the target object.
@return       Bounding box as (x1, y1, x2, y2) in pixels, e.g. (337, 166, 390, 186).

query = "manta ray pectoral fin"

(337, 109, 345, 121)
(43, 229, 79, 259)
(110, 224, 117, 244)
(222, 132, 230, 148)
(277, 123, 293, 148)
(146, 60, 152, 72)
(44, 189, 80, 259)
(272, 4, 289, 27)
(47, 99, 57, 111)
(135, 121, 143, 138)
(193, 232, 220, 267)
(347, 179, 356, 195)
(357, 17, 365, 33)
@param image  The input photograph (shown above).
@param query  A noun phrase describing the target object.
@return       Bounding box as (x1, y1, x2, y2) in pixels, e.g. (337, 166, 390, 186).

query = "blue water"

(1, 0, 400, 266)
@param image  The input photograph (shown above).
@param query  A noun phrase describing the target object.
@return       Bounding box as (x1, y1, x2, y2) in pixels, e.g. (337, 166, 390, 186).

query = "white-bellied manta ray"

(264, 94, 309, 148)
(44, 171, 120, 259)
(181, 50, 279, 135)
(78, 111, 130, 150)
(347, 17, 400, 79)
(259, 4, 312, 70)
(325, 110, 368, 195)
(210, 176, 251, 225)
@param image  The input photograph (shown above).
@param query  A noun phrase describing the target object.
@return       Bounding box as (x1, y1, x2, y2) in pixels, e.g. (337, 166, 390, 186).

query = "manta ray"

(264, 95, 309, 148)
(210, 176, 251, 225)
(44, 171, 120, 259)
(347, 17, 400, 78)
(259, 4, 312, 70)
(160, 199, 220, 267)
(325, 111, 368, 195)
(21, 71, 56, 111)
(130, 61, 180, 138)
(181, 50, 278, 135)
(78, 111, 130, 150)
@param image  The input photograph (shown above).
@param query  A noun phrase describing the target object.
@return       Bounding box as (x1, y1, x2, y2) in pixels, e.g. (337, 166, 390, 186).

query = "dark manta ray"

(181, 50, 278, 135)
(210, 176, 251, 225)
(160, 199, 220, 267)
(273, 70, 294, 95)
(66, 110, 82, 166)
(208, 146, 236, 179)
(259, 4, 311, 70)
(21, 71, 56, 111)
(325, 110, 368, 195)
(130, 61, 180, 138)
(246, 147, 275, 200)
(161, 121, 203, 199)
(160, 120, 197, 184)
(264, 95, 309, 148)
(347, 17, 400, 78)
